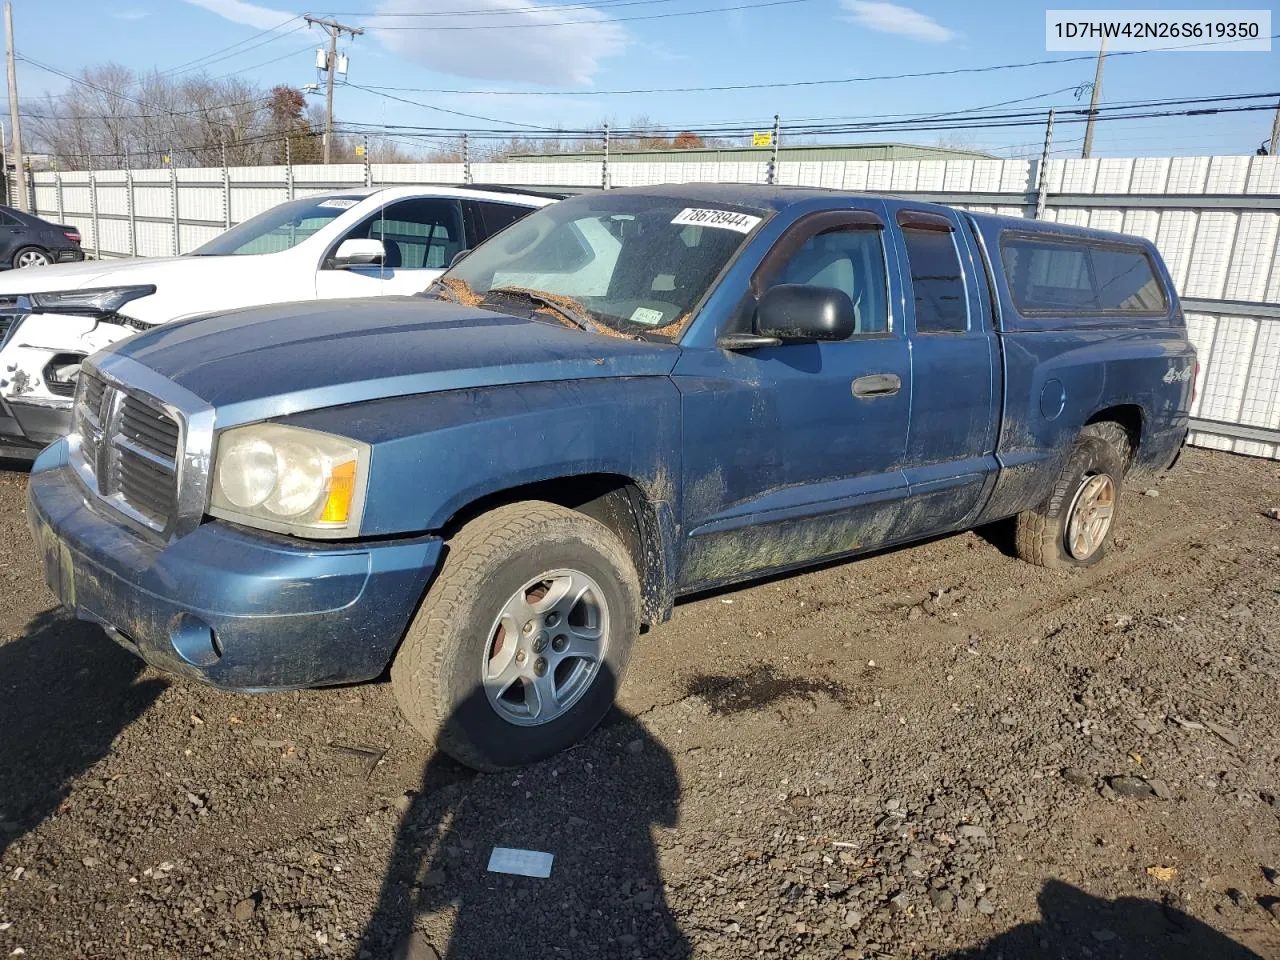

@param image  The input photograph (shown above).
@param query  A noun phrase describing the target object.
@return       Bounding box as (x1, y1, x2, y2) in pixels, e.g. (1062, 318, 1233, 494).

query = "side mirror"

(755, 283, 855, 343)
(331, 238, 385, 269)
(449, 248, 471, 268)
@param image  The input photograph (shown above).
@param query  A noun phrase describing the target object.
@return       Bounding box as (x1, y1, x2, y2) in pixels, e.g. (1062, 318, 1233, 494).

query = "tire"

(391, 500, 641, 771)
(12, 246, 50, 269)
(1015, 422, 1129, 569)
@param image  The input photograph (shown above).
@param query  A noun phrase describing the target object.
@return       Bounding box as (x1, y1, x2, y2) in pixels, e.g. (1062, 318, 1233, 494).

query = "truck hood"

(100, 297, 681, 426)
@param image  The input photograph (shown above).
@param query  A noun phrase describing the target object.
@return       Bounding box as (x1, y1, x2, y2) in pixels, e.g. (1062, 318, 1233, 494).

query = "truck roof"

(606, 183, 993, 220)
(605, 183, 874, 214)
(606, 186, 1160, 250)
(965, 209, 1159, 249)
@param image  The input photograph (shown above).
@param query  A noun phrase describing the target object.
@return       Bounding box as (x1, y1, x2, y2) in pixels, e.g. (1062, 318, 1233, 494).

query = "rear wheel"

(391, 501, 641, 771)
(1015, 422, 1129, 569)
(13, 246, 50, 268)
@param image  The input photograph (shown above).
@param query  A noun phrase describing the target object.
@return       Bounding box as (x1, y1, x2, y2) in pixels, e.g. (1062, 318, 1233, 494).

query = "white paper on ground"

(486, 847, 554, 879)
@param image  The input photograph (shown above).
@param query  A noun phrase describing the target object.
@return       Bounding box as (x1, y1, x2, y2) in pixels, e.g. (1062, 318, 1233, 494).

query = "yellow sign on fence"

(355, 145, 366, 157)
(752, 131, 773, 147)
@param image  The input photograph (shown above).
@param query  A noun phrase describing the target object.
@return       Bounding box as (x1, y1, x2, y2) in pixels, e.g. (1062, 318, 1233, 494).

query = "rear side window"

(1001, 235, 1166, 315)
(1090, 246, 1166, 311)
(901, 226, 968, 333)
(476, 201, 535, 239)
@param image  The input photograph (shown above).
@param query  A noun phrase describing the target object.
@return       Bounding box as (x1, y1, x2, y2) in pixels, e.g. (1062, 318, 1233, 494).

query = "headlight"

(21, 285, 156, 316)
(209, 423, 369, 538)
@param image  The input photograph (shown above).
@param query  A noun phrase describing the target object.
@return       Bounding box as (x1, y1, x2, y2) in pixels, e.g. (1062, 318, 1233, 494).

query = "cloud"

(183, 0, 295, 31)
(841, 0, 955, 43)
(368, 0, 628, 86)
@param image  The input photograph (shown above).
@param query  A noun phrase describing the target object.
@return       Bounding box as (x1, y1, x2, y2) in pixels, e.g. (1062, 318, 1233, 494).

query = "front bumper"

(27, 444, 443, 690)
(0, 395, 72, 459)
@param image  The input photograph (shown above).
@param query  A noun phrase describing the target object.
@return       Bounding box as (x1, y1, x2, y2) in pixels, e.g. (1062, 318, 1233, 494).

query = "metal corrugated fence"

(27, 154, 1280, 459)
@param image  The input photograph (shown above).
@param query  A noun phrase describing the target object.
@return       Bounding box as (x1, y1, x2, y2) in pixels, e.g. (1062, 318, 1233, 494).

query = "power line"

(163, 23, 307, 77)
(157, 16, 303, 76)
(18, 92, 275, 121)
(16, 19, 306, 110)
(355, 32, 1280, 95)
(16, 54, 264, 130)
(327, 96, 1280, 141)
(11, 41, 310, 108)
(367, 0, 818, 29)
(334, 0, 704, 16)
(203, 42, 318, 80)
(344, 81, 558, 131)
(32, 99, 1271, 166)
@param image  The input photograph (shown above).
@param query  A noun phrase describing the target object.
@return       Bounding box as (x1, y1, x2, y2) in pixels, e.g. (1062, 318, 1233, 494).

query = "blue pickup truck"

(27, 185, 1194, 770)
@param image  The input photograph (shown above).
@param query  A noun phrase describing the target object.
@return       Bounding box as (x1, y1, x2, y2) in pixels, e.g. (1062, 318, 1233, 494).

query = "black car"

(0, 205, 83, 269)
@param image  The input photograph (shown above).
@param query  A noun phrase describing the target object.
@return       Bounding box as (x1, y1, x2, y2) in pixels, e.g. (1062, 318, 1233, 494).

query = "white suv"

(0, 185, 561, 458)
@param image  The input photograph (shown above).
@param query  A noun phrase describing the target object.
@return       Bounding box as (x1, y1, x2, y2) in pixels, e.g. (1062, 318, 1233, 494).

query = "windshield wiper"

(425, 279, 460, 302)
(485, 286, 595, 332)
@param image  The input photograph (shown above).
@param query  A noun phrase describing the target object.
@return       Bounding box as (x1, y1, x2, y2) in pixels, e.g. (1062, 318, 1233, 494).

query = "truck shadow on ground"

(357, 673, 689, 960)
(0, 609, 165, 858)
(942, 879, 1266, 959)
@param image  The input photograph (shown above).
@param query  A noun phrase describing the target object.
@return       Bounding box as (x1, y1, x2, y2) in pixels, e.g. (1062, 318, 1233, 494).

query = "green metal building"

(507, 142, 997, 163)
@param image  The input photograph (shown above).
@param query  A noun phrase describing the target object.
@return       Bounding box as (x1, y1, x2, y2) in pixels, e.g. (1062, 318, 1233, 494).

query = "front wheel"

(1015, 422, 1128, 569)
(391, 501, 641, 771)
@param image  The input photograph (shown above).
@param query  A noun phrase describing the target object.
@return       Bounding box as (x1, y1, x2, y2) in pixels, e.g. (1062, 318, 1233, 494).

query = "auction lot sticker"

(671, 208, 763, 233)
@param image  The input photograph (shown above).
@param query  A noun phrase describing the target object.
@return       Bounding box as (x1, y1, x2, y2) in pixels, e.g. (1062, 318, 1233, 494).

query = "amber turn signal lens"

(319, 460, 358, 525)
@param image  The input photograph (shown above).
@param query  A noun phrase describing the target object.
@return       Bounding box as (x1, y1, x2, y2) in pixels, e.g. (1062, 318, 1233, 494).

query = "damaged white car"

(0, 185, 558, 458)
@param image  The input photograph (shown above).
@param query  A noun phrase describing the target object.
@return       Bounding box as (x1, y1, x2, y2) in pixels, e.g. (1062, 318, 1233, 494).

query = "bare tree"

(26, 64, 324, 169)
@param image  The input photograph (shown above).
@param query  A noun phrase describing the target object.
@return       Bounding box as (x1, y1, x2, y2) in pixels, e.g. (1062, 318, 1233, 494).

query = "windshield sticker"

(317, 199, 359, 209)
(670, 208, 762, 234)
(630, 306, 666, 326)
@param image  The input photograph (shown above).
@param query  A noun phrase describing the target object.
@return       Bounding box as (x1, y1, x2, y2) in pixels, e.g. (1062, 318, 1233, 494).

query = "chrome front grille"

(73, 370, 182, 533)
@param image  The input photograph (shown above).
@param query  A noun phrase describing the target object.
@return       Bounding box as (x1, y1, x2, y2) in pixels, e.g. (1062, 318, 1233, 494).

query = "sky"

(7, 0, 1280, 159)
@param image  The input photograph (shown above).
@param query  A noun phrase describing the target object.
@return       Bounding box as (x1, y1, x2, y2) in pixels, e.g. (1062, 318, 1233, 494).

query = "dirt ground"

(0, 447, 1278, 960)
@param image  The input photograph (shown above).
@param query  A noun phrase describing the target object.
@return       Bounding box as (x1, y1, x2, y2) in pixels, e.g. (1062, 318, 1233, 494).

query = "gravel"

(1, 448, 1279, 959)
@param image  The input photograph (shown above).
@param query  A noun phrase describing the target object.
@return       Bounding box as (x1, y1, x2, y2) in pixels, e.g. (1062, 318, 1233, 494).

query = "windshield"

(189, 195, 365, 256)
(440, 193, 767, 339)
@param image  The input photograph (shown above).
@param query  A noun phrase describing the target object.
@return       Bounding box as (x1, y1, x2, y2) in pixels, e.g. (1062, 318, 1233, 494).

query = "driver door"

(315, 198, 466, 299)
(674, 204, 913, 591)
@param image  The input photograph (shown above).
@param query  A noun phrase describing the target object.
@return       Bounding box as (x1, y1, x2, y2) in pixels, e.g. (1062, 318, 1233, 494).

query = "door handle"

(852, 373, 902, 398)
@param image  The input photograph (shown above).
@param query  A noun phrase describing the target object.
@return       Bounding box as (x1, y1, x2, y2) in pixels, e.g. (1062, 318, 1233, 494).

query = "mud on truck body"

(28, 184, 1194, 770)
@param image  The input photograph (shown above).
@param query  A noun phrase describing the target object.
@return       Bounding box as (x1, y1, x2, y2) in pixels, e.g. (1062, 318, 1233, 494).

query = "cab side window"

(901, 222, 968, 334)
(766, 226, 889, 335)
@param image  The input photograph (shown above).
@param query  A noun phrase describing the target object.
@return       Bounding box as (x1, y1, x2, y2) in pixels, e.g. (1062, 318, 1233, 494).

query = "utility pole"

(305, 15, 362, 166)
(1081, 36, 1107, 159)
(1270, 99, 1280, 156)
(4, 0, 25, 210)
